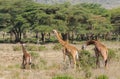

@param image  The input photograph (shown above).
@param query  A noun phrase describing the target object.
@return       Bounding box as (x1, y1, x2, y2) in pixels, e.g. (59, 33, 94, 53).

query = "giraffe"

(82, 40, 108, 68)
(53, 29, 79, 69)
(20, 42, 32, 69)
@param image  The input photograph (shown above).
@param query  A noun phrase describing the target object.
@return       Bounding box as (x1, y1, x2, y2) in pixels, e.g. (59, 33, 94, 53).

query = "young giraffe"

(20, 42, 32, 69)
(53, 29, 79, 69)
(82, 40, 108, 68)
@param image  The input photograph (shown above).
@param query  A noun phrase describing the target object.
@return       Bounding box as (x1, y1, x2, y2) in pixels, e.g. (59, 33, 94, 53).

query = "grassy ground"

(0, 41, 119, 79)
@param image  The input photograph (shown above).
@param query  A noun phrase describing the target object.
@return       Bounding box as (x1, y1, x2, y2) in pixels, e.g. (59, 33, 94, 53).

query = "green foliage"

(31, 57, 47, 70)
(30, 51, 39, 58)
(30, 51, 47, 70)
(110, 7, 120, 34)
(13, 46, 21, 51)
(21, 38, 37, 43)
(38, 45, 46, 51)
(96, 75, 109, 79)
(52, 75, 73, 79)
(27, 45, 38, 51)
(85, 71, 92, 79)
(79, 50, 96, 69)
(53, 43, 62, 50)
(0, 0, 118, 43)
(26, 45, 46, 51)
(108, 49, 116, 61)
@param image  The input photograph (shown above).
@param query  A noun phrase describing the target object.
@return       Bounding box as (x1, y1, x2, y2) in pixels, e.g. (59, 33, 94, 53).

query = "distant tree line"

(0, 0, 119, 43)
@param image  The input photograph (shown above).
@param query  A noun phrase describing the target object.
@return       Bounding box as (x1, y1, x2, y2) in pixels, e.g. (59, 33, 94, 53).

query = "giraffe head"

(19, 41, 26, 46)
(52, 29, 57, 34)
(82, 44, 87, 50)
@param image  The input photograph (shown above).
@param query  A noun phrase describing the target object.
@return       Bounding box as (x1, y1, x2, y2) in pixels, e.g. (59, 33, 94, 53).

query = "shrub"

(79, 50, 96, 69)
(52, 75, 73, 79)
(108, 49, 116, 61)
(27, 45, 46, 51)
(53, 43, 62, 50)
(96, 75, 109, 79)
(31, 57, 47, 70)
(30, 52, 39, 58)
(30, 52, 47, 70)
(21, 38, 37, 43)
(27, 45, 38, 51)
(85, 71, 92, 78)
(38, 46, 46, 51)
(13, 46, 21, 51)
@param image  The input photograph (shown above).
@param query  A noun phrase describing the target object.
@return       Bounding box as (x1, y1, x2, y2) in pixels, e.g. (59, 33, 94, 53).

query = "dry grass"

(0, 41, 120, 79)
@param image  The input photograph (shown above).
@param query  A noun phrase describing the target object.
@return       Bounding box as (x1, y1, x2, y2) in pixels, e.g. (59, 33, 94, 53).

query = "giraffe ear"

(53, 29, 57, 33)
(82, 44, 86, 50)
(19, 41, 23, 44)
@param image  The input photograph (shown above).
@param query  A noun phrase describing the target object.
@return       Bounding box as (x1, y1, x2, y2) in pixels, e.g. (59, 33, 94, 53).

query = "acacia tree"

(0, 0, 33, 42)
(73, 3, 112, 40)
(0, 0, 116, 43)
(110, 7, 120, 34)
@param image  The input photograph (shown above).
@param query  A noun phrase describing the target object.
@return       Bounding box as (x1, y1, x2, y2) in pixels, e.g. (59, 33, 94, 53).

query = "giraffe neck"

(54, 31, 67, 46)
(21, 44, 27, 54)
(86, 40, 97, 46)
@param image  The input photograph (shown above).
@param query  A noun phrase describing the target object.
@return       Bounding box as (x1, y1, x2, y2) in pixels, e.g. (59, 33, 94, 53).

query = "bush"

(52, 75, 73, 79)
(13, 46, 21, 51)
(79, 50, 96, 69)
(21, 38, 37, 43)
(85, 71, 92, 78)
(38, 46, 46, 51)
(108, 49, 116, 61)
(31, 57, 47, 70)
(30, 52, 47, 70)
(53, 43, 62, 50)
(30, 52, 39, 58)
(27, 45, 38, 51)
(96, 75, 109, 79)
(27, 45, 46, 51)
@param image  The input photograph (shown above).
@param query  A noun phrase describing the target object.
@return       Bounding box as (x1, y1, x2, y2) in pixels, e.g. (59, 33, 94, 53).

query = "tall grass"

(79, 50, 96, 69)
(52, 75, 73, 79)
(53, 43, 62, 50)
(96, 75, 109, 79)
(30, 52, 47, 70)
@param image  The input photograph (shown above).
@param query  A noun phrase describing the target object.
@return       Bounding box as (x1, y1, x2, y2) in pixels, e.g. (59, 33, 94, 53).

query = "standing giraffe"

(53, 29, 79, 69)
(20, 42, 32, 69)
(82, 40, 108, 68)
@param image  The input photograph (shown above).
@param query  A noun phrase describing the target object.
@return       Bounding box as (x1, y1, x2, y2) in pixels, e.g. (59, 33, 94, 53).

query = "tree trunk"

(35, 32, 40, 44)
(48, 33, 51, 40)
(41, 32, 45, 43)
(61, 33, 69, 42)
(23, 32, 27, 39)
(71, 31, 74, 43)
(10, 32, 14, 42)
(13, 29, 21, 42)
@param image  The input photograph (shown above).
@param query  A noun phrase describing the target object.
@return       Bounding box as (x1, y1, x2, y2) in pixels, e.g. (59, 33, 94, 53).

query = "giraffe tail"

(76, 51, 79, 60)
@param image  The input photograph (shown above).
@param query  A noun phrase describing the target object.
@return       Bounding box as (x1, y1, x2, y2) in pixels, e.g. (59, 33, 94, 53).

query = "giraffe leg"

(101, 51, 108, 68)
(62, 48, 66, 62)
(22, 60, 24, 68)
(22, 57, 26, 69)
(105, 59, 108, 68)
(73, 55, 76, 69)
(95, 49, 100, 68)
(103, 54, 108, 68)
(68, 55, 72, 65)
(26, 57, 31, 69)
(96, 55, 100, 68)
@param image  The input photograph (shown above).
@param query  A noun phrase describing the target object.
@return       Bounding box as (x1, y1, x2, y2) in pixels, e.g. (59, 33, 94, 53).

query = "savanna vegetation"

(0, 0, 120, 79)
(0, 0, 119, 44)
